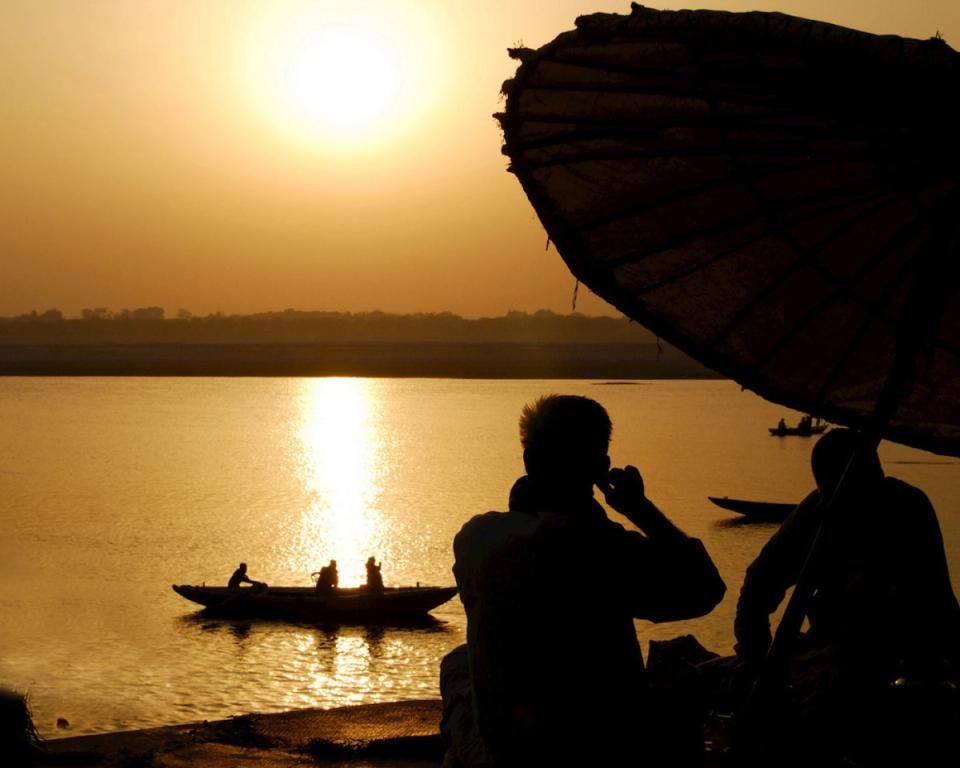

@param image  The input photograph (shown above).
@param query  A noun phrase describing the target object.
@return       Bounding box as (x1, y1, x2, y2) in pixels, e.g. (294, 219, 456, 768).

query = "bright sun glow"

(241, 2, 447, 151)
(285, 31, 397, 130)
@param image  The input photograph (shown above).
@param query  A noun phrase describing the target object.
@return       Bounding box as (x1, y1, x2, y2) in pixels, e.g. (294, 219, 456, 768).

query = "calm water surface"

(1, 377, 957, 737)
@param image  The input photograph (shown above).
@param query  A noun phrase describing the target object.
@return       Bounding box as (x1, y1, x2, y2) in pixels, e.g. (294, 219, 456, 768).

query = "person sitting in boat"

(228, 562, 253, 589)
(441, 394, 726, 766)
(315, 560, 339, 593)
(365, 556, 384, 593)
(777, 417, 787, 435)
(797, 414, 812, 434)
(733, 428, 960, 759)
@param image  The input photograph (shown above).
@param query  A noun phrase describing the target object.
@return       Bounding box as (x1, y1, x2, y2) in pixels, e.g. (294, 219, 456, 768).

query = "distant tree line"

(0, 308, 659, 345)
(81, 306, 166, 320)
(6, 306, 166, 322)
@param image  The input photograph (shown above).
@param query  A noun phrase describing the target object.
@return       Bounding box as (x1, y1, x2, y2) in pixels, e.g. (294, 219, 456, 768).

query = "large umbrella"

(498, 3, 960, 455)
(498, 5, 960, 738)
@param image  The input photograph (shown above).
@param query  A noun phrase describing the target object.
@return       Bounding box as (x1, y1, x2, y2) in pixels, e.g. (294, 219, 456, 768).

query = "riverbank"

(0, 342, 720, 378)
(41, 699, 444, 767)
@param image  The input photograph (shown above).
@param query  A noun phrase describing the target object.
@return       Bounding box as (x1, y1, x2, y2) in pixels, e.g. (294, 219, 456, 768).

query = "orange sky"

(2, 1, 957, 318)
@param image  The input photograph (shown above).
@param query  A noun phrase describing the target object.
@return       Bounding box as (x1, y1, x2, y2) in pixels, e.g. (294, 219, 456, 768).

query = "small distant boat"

(708, 496, 796, 523)
(769, 417, 828, 437)
(171, 584, 458, 622)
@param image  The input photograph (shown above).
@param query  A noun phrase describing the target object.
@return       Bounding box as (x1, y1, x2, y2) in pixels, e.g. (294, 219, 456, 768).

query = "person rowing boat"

(227, 562, 266, 590)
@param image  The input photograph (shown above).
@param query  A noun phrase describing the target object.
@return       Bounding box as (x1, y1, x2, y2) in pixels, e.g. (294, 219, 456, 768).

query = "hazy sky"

(2, 1, 957, 317)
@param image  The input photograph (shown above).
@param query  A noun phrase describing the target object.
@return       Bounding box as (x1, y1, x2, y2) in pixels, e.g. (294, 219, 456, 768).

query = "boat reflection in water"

(176, 613, 452, 714)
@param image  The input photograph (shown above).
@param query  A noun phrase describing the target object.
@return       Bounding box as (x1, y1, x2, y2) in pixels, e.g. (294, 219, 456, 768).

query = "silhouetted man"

(316, 560, 339, 593)
(734, 428, 960, 761)
(228, 562, 254, 589)
(441, 395, 726, 767)
(366, 556, 384, 593)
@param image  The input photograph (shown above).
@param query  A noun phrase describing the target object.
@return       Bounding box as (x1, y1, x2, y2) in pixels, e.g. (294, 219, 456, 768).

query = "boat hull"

(172, 584, 458, 622)
(768, 426, 828, 436)
(708, 496, 796, 523)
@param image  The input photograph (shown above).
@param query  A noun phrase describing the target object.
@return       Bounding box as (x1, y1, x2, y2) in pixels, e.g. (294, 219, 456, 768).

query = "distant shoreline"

(0, 342, 722, 379)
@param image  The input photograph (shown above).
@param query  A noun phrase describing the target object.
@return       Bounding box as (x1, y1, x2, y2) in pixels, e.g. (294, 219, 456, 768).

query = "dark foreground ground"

(42, 700, 444, 767)
(0, 343, 720, 378)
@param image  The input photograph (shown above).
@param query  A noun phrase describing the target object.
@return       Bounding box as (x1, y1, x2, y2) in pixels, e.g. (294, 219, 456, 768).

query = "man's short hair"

(519, 395, 612, 456)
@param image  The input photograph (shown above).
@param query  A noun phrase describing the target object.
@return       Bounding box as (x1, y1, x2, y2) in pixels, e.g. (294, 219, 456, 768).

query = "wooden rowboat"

(708, 496, 796, 523)
(171, 584, 458, 622)
(768, 425, 828, 437)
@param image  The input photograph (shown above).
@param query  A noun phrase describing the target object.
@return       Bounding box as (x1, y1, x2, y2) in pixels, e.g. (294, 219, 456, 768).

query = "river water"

(1, 377, 957, 737)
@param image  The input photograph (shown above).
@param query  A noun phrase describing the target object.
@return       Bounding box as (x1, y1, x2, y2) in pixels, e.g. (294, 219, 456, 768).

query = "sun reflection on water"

(292, 378, 384, 586)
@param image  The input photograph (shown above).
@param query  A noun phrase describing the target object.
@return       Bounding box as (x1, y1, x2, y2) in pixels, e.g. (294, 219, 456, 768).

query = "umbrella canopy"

(499, 4, 960, 455)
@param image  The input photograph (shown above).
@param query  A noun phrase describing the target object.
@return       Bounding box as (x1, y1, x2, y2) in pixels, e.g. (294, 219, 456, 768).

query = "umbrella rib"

(600, 179, 893, 271)
(516, 79, 813, 114)
(515, 82, 892, 131)
(516, 79, 717, 98)
(530, 49, 881, 108)
(811, 220, 960, 440)
(522, 142, 876, 174)
(683, 39, 921, 353)
(502, 111, 841, 129)
(812, 260, 926, 405)
(681, 40, 811, 283)
(507, 117, 848, 154)
(530, 53, 705, 87)
(705, 202, 929, 352)
(622, 192, 896, 296)
(743, 212, 932, 378)
(578, 164, 886, 239)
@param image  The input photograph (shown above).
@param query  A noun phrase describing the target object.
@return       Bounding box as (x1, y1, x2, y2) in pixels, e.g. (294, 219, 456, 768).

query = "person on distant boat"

(228, 562, 254, 589)
(733, 428, 960, 759)
(777, 417, 788, 435)
(315, 560, 339, 593)
(316, 562, 333, 592)
(365, 556, 384, 593)
(441, 394, 726, 767)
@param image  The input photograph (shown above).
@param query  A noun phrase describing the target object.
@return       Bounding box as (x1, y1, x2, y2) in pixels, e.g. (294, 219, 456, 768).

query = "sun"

(284, 30, 397, 131)
(240, 2, 446, 152)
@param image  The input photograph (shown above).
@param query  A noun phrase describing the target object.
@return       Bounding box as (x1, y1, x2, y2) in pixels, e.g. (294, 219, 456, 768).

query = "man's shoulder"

(453, 511, 540, 594)
(883, 476, 934, 511)
(456, 510, 537, 542)
(459, 509, 510, 529)
(884, 475, 923, 493)
(883, 476, 930, 501)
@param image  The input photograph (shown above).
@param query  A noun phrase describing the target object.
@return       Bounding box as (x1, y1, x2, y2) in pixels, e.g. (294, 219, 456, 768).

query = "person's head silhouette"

(519, 395, 612, 499)
(811, 428, 883, 501)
